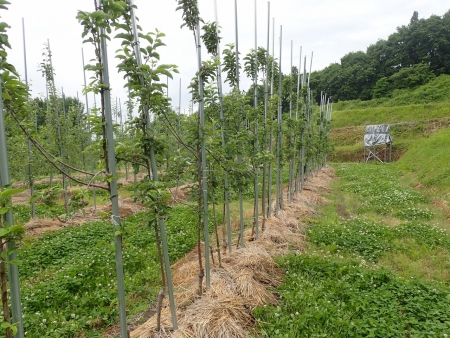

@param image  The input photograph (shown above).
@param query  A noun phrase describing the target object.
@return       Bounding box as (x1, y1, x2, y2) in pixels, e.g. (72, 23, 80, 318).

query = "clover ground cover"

(16, 206, 199, 337)
(254, 163, 450, 337)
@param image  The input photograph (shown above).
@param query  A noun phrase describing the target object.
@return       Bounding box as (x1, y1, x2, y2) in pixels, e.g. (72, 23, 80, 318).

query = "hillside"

(333, 74, 450, 112)
(328, 75, 450, 163)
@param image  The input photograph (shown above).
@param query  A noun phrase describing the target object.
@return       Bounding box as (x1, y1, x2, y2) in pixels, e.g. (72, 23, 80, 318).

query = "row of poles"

(0, 1, 332, 337)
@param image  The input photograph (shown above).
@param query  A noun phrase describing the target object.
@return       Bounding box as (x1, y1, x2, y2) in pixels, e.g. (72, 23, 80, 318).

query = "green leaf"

(8, 260, 21, 265)
(0, 188, 24, 199)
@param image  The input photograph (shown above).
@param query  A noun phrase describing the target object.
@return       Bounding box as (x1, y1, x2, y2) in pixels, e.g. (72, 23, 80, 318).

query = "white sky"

(2, 0, 449, 114)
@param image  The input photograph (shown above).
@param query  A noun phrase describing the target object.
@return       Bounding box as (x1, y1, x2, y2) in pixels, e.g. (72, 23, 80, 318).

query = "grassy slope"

(331, 102, 450, 129)
(333, 74, 450, 111)
(396, 127, 450, 196)
(255, 163, 450, 337)
(253, 76, 450, 337)
(329, 75, 450, 162)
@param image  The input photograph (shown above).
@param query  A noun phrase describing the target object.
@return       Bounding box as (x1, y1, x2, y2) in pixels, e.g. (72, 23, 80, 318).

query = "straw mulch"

(128, 166, 335, 338)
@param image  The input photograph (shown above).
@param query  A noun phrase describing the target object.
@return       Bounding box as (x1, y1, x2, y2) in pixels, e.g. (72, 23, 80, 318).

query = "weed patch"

(18, 206, 200, 337)
(394, 222, 450, 250)
(308, 218, 393, 260)
(254, 254, 450, 337)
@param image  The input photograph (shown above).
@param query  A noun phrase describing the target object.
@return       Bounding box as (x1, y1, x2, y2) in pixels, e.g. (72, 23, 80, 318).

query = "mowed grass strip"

(254, 162, 450, 337)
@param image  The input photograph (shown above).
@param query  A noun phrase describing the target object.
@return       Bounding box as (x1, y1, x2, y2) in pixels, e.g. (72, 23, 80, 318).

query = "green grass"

(18, 205, 202, 337)
(254, 162, 450, 337)
(254, 254, 450, 337)
(331, 102, 450, 129)
(397, 127, 450, 195)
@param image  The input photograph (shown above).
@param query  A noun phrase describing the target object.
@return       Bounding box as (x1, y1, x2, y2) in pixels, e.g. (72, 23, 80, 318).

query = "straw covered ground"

(129, 166, 335, 338)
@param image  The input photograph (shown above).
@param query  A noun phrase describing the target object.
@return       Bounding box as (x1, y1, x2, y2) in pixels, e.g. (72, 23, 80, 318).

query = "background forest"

(309, 10, 450, 102)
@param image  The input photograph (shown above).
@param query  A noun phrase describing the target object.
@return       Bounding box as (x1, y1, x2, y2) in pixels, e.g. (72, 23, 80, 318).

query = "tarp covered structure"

(364, 124, 393, 147)
(364, 124, 393, 162)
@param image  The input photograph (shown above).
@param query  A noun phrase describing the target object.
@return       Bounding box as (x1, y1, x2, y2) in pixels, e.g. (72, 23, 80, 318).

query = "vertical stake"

(261, 1, 270, 227)
(22, 18, 35, 219)
(99, 6, 128, 335)
(267, 17, 275, 218)
(235, 0, 245, 248)
(253, 0, 259, 239)
(0, 80, 25, 338)
(214, 0, 232, 252)
(275, 25, 283, 215)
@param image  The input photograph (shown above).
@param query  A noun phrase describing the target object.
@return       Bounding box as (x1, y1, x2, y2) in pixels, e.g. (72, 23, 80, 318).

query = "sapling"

(114, 0, 179, 328)
(77, 2, 130, 335)
(40, 42, 69, 214)
(176, 0, 215, 292)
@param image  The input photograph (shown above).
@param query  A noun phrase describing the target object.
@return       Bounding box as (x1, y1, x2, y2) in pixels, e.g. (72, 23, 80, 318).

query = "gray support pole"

(129, 0, 178, 327)
(82, 48, 96, 211)
(275, 25, 283, 215)
(234, 0, 240, 90)
(214, 0, 232, 252)
(262, 1, 270, 225)
(270, 18, 275, 97)
(295, 46, 302, 194)
(289, 41, 293, 119)
(178, 78, 181, 139)
(196, 21, 211, 289)
(0, 80, 25, 338)
(267, 17, 275, 218)
(119, 98, 123, 133)
(288, 40, 294, 203)
(99, 15, 128, 337)
(235, 0, 245, 247)
(22, 18, 35, 218)
(76, 91, 87, 174)
(62, 88, 72, 189)
(300, 55, 307, 190)
(308, 51, 313, 88)
(253, 0, 259, 239)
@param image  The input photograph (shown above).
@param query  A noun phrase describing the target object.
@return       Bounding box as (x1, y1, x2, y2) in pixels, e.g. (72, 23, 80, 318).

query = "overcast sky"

(2, 0, 449, 115)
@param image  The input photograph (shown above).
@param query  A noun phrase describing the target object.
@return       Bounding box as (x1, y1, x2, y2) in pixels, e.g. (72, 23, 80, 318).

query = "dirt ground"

(23, 198, 146, 236)
(17, 174, 190, 236)
(99, 166, 335, 338)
